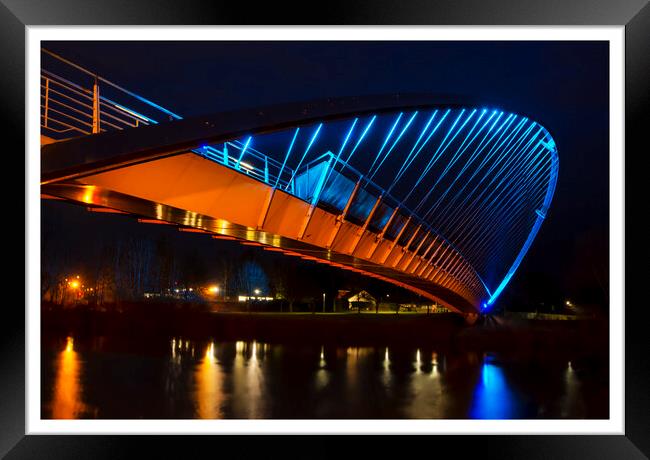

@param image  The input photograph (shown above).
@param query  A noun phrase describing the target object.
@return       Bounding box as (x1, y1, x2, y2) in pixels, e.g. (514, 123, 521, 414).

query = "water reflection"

(403, 349, 445, 418)
(43, 336, 607, 419)
(559, 360, 585, 418)
(315, 346, 328, 391)
(231, 340, 265, 418)
(51, 337, 88, 419)
(194, 342, 224, 418)
(469, 358, 516, 419)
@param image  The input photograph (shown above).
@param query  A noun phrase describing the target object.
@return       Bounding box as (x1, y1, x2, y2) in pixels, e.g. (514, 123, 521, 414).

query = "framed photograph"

(4, 0, 649, 457)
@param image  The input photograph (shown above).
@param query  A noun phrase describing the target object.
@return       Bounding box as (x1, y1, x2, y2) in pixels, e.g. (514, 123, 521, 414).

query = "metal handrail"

(41, 49, 181, 140)
(42, 48, 182, 120)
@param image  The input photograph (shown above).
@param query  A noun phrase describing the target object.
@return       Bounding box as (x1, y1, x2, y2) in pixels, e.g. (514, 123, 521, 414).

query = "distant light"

(208, 285, 220, 294)
(68, 280, 80, 289)
(65, 336, 74, 353)
(254, 289, 261, 295)
(174, 289, 180, 293)
(189, 288, 193, 292)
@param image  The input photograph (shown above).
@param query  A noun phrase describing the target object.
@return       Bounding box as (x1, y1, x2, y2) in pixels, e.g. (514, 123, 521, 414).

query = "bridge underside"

(42, 151, 479, 313)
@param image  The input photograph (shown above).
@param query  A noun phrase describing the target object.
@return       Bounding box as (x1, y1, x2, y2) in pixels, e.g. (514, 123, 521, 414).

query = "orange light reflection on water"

(51, 337, 87, 419)
(194, 342, 224, 419)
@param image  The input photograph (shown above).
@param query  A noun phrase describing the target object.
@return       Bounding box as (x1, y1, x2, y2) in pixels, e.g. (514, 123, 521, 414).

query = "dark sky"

(42, 41, 609, 306)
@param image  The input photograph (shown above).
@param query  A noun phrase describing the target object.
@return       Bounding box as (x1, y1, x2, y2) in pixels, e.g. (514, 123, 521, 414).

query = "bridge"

(40, 49, 559, 315)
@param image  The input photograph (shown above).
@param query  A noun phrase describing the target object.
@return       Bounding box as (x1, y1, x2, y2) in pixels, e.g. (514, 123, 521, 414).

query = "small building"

(346, 290, 377, 311)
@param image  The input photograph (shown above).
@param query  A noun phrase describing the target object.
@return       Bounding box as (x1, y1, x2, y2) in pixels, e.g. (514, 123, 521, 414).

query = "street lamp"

(322, 292, 326, 313)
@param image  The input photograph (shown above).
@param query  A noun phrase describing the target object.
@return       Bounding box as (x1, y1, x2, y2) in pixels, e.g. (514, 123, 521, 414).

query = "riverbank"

(41, 301, 608, 353)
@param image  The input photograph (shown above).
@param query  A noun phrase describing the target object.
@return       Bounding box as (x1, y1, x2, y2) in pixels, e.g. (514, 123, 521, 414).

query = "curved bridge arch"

(42, 95, 558, 314)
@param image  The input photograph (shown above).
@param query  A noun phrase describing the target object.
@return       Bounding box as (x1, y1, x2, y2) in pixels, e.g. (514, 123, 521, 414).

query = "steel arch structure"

(40, 52, 559, 314)
(187, 106, 559, 311)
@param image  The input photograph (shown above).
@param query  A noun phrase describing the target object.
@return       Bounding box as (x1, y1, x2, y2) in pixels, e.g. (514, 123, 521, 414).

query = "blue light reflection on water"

(470, 360, 517, 419)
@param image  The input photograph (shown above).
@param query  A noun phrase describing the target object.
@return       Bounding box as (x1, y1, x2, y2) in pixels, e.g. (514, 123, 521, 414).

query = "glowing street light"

(208, 285, 220, 294)
(254, 289, 261, 295)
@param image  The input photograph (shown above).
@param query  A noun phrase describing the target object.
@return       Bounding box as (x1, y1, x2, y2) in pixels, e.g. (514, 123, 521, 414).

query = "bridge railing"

(196, 140, 297, 190)
(41, 48, 182, 141)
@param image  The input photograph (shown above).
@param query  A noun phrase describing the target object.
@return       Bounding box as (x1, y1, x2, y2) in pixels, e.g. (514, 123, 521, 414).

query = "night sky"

(41, 41, 609, 308)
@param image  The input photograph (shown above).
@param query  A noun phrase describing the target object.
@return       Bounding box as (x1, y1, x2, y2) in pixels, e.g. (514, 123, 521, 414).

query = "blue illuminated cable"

(485, 212, 543, 277)
(448, 124, 540, 237)
(430, 113, 515, 221)
(478, 180, 549, 275)
(402, 109, 465, 203)
(436, 123, 541, 275)
(369, 111, 418, 181)
(471, 162, 550, 258)
(468, 152, 551, 256)
(443, 126, 541, 250)
(413, 109, 484, 213)
(434, 117, 528, 233)
(388, 109, 451, 195)
(449, 124, 542, 238)
(234, 136, 252, 169)
(345, 115, 377, 166)
(453, 144, 548, 268)
(468, 161, 550, 268)
(436, 115, 526, 226)
(389, 110, 438, 190)
(286, 123, 323, 189)
(474, 144, 550, 239)
(368, 113, 404, 176)
(323, 118, 359, 188)
(423, 111, 499, 220)
(403, 109, 469, 205)
(275, 127, 300, 188)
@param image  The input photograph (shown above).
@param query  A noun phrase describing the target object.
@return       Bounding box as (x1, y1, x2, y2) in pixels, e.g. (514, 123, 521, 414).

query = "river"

(41, 334, 608, 419)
